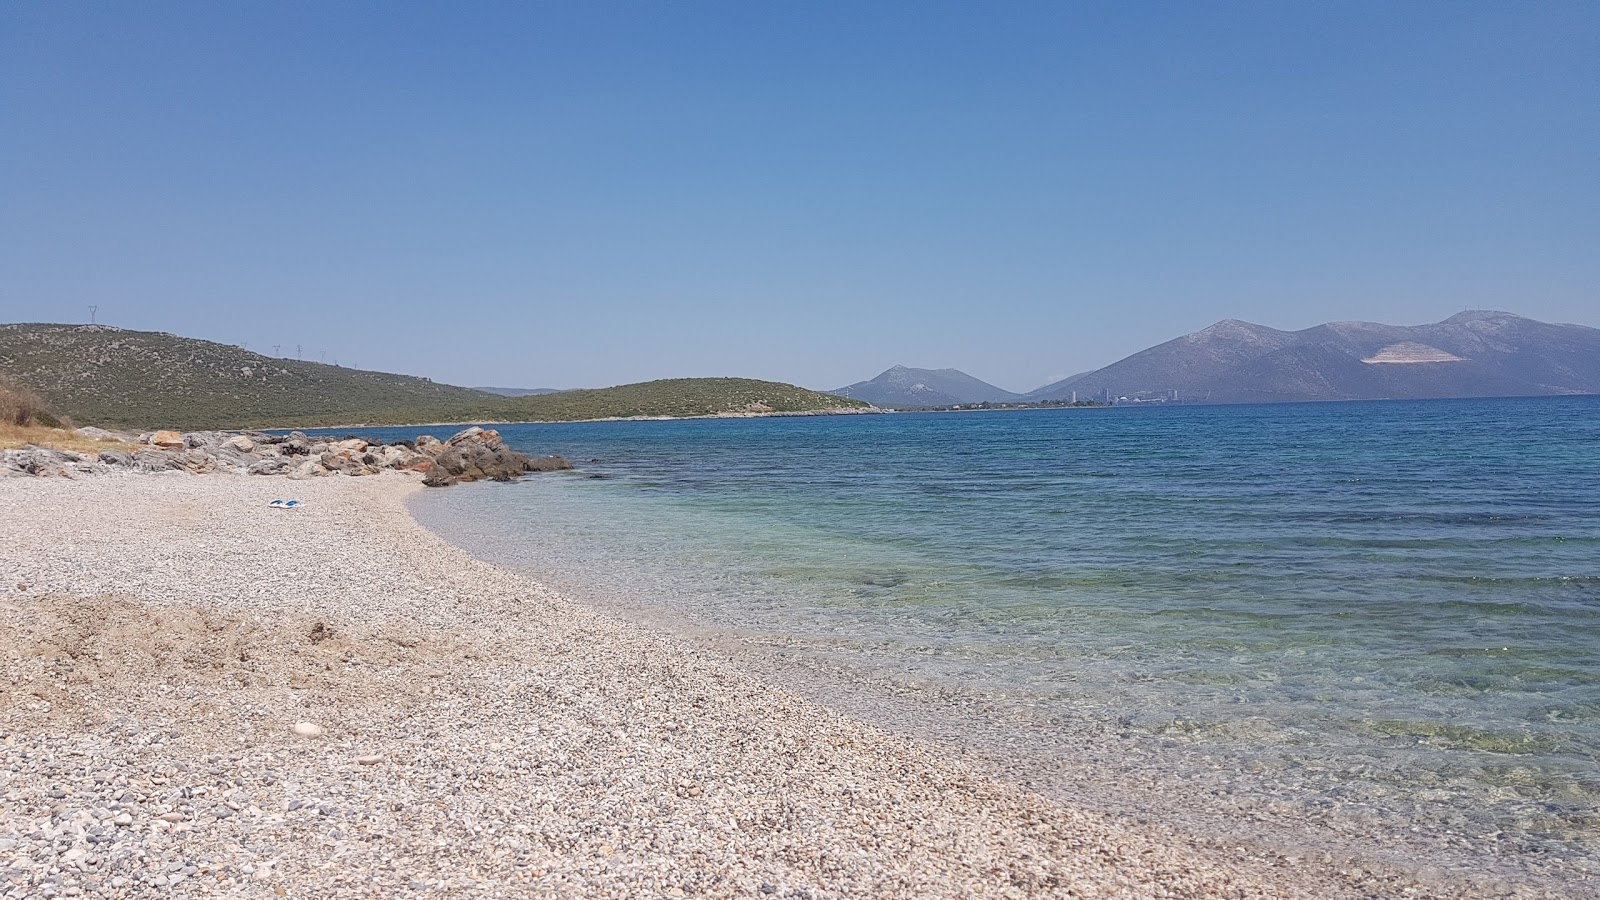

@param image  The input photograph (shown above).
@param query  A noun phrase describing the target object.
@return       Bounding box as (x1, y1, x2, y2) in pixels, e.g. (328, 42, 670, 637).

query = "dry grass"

(0, 422, 134, 454)
(0, 383, 135, 453)
(0, 383, 54, 427)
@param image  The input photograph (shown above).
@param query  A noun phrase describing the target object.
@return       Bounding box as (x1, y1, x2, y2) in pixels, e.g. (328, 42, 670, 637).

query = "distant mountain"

(0, 324, 500, 430)
(1027, 311, 1600, 404)
(833, 366, 1021, 408)
(472, 386, 566, 397)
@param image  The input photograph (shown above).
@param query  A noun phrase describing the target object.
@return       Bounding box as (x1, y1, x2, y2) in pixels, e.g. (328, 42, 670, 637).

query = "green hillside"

(0, 324, 502, 430)
(499, 377, 869, 421)
(0, 324, 871, 430)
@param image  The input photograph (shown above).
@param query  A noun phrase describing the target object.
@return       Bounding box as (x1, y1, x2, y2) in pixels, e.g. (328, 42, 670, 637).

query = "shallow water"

(325, 397, 1600, 885)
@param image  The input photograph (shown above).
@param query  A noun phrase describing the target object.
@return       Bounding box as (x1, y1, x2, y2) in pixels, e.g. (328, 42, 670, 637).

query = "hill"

(0, 324, 870, 429)
(497, 377, 871, 421)
(832, 366, 1021, 408)
(1027, 311, 1600, 404)
(0, 324, 503, 430)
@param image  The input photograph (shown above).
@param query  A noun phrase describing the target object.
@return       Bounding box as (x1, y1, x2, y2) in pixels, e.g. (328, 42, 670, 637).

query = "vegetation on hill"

(0, 325, 872, 430)
(496, 377, 870, 421)
(0, 324, 502, 431)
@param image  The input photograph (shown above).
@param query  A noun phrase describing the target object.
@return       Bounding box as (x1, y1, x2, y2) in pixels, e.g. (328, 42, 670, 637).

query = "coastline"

(0, 474, 1538, 897)
(259, 407, 887, 433)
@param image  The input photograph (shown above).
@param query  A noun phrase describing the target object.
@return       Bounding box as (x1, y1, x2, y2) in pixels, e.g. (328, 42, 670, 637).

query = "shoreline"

(251, 407, 887, 433)
(411, 480, 1593, 896)
(0, 473, 1542, 897)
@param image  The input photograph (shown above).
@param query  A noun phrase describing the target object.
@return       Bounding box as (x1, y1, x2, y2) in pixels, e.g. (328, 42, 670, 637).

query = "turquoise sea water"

(321, 396, 1600, 885)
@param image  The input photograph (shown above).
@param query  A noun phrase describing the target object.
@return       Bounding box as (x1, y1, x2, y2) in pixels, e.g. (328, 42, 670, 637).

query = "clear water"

(317, 397, 1600, 885)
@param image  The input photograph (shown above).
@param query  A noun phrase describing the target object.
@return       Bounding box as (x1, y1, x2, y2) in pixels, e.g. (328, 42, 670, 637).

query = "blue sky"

(2, 2, 1595, 392)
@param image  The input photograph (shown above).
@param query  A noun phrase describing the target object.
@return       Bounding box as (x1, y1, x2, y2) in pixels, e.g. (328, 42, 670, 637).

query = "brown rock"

(149, 431, 184, 449)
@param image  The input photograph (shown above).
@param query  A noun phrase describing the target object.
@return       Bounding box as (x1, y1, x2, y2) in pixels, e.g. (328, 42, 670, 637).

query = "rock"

(399, 456, 436, 475)
(148, 431, 184, 449)
(320, 452, 361, 474)
(526, 455, 574, 472)
(447, 426, 500, 447)
(113, 813, 132, 827)
(421, 465, 457, 487)
(2, 448, 71, 477)
(414, 435, 447, 457)
(76, 426, 137, 443)
(291, 722, 324, 738)
(330, 438, 368, 453)
(222, 435, 255, 453)
(432, 447, 469, 477)
(247, 457, 291, 476)
(175, 450, 219, 474)
(209, 447, 259, 469)
(356, 754, 383, 766)
(133, 449, 184, 472)
(98, 450, 135, 467)
(288, 460, 328, 479)
(184, 431, 231, 449)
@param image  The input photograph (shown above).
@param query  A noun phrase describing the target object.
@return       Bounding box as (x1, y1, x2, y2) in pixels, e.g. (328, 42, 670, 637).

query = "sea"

(310, 396, 1600, 888)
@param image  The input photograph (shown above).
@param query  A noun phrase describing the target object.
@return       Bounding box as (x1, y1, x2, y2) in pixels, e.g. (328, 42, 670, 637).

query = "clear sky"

(2, 2, 1595, 392)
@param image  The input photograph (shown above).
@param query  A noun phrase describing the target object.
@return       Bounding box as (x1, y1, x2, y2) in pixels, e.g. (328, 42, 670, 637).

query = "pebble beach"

(0, 472, 1564, 898)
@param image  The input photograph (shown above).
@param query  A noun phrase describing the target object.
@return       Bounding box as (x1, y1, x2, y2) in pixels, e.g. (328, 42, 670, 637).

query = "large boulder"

(148, 430, 184, 449)
(223, 435, 255, 453)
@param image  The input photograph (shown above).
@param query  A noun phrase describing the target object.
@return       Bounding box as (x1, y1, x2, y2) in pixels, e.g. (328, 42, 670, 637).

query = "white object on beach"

(291, 722, 324, 738)
(268, 499, 303, 509)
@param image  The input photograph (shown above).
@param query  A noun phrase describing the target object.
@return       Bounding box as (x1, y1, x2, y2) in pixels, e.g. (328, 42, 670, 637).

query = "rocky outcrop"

(1, 426, 572, 486)
(417, 426, 572, 486)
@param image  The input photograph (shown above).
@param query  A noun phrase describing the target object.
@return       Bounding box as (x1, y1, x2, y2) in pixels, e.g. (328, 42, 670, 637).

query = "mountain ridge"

(1027, 311, 1600, 403)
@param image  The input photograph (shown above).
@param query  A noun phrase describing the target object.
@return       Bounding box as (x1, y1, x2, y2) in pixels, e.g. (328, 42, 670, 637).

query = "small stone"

(113, 813, 132, 827)
(291, 722, 324, 738)
(158, 812, 185, 822)
(356, 754, 383, 766)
